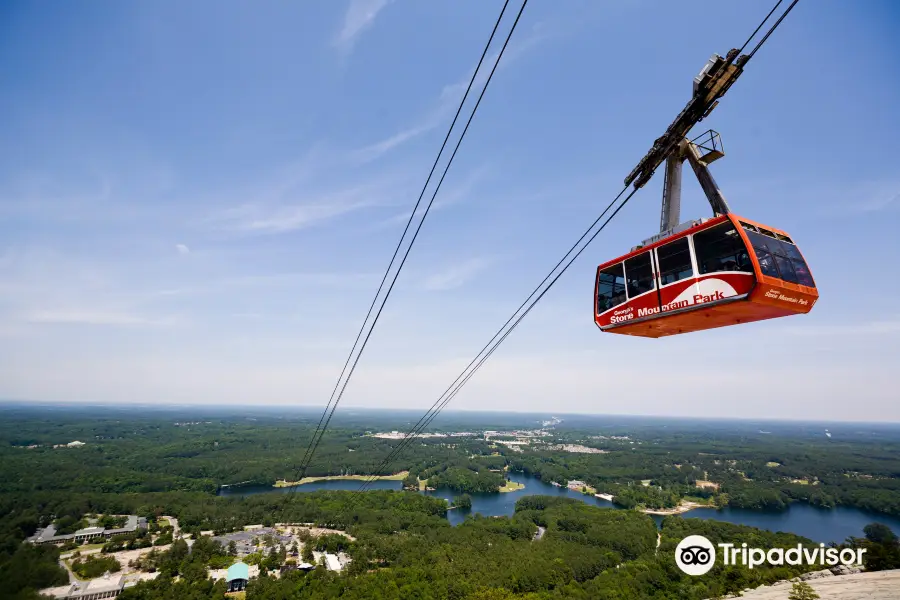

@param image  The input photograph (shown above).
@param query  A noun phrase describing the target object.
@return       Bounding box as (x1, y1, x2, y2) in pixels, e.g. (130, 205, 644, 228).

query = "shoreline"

(640, 501, 707, 515)
(499, 481, 525, 493)
(274, 471, 409, 488)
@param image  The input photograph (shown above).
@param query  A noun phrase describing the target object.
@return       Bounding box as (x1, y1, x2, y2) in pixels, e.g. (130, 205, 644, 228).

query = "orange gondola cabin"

(594, 52, 818, 338)
(594, 214, 817, 338)
(596, 125, 817, 338)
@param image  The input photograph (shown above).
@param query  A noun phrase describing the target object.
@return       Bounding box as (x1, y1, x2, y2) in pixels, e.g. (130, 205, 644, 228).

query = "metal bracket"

(658, 129, 730, 234)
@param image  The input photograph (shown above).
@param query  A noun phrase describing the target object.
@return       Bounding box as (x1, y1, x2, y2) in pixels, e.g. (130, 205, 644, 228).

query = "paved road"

(160, 515, 180, 536)
(58, 557, 78, 584)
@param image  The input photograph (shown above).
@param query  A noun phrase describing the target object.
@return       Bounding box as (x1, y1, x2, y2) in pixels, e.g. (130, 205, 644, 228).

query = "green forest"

(4, 410, 898, 515)
(2, 408, 900, 599)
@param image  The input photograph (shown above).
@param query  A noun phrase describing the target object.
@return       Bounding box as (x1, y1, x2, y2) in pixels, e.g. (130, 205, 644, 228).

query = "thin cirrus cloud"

(205, 174, 408, 235)
(149, 271, 381, 298)
(371, 163, 494, 230)
(333, 0, 395, 54)
(350, 22, 552, 164)
(858, 190, 899, 212)
(422, 256, 495, 291)
(213, 200, 375, 234)
(23, 309, 179, 327)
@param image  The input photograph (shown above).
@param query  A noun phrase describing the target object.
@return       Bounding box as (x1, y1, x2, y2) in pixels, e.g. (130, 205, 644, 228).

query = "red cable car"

(594, 130, 818, 338)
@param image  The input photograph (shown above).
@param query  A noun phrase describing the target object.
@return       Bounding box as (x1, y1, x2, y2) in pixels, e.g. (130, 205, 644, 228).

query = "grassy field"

(62, 542, 105, 555)
(682, 495, 715, 505)
(274, 471, 409, 487)
(499, 480, 525, 493)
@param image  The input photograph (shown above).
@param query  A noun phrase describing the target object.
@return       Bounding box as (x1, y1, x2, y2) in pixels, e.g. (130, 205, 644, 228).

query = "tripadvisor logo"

(676, 535, 717, 575)
(675, 535, 866, 576)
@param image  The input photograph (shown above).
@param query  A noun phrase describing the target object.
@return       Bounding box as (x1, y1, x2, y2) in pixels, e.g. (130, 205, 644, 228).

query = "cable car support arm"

(659, 130, 731, 233)
(624, 48, 747, 236)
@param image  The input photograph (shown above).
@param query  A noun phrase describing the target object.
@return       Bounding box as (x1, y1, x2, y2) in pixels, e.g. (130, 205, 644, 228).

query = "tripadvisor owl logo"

(675, 535, 716, 575)
(675, 534, 867, 576)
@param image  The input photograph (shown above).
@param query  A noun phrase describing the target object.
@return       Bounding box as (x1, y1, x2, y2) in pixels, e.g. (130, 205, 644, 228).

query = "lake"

(219, 472, 900, 544)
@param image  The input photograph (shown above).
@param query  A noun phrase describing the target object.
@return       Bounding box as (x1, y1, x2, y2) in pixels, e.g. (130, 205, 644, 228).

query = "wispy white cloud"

(856, 190, 899, 212)
(151, 271, 380, 298)
(333, 0, 394, 54)
(351, 123, 435, 164)
(206, 176, 405, 235)
(351, 21, 552, 164)
(432, 163, 493, 210)
(175, 243, 190, 255)
(0, 160, 176, 224)
(794, 179, 900, 217)
(372, 164, 494, 230)
(24, 310, 180, 327)
(212, 199, 373, 234)
(422, 257, 495, 291)
(434, 21, 551, 107)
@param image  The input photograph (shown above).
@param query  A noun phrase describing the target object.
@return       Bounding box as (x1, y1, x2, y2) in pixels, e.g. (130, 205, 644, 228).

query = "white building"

(41, 572, 127, 599)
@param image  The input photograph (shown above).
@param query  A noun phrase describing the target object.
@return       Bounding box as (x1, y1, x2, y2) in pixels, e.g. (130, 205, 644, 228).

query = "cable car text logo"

(637, 291, 727, 318)
(610, 307, 635, 324)
(765, 289, 809, 305)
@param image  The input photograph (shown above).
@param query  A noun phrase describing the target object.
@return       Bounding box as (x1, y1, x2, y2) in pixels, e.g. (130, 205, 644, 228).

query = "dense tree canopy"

(3, 409, 899, 599)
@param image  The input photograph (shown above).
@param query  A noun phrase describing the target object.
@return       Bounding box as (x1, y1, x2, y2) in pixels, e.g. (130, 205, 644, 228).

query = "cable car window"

(741, 229, 780, 277)
(774, 239, 804, 262)
(775, 233, 795, 244)
(743, 229, 773, 252)
(774, 254, 799, 284)
(693, 222, 753, 275)
(739, 221, 759, 233)
(755, 247, 780, 278)
(597, 263, 626, 313)
(624, 252, 655, 298)
(742, 229, 813, 286)
(656, 238, 693, 285)
(791, 259, 815, 287)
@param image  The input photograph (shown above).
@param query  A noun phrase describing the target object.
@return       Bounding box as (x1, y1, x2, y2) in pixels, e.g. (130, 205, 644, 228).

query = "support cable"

(350, 185, 636, 501)
(746, 0, 800, 60)
(275, 0, 528, 518)
(346, 0, 803, 505)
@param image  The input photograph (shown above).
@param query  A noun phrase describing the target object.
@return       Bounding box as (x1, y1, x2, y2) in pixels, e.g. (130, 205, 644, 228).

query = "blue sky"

(1, 0, 898, 421)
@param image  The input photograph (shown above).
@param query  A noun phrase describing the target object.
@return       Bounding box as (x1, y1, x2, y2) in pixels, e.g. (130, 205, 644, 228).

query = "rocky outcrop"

(706, 568, 900, 599)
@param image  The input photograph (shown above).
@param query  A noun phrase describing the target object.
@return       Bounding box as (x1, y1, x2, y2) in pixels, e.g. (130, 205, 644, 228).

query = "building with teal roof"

(226, 561, 249, 592)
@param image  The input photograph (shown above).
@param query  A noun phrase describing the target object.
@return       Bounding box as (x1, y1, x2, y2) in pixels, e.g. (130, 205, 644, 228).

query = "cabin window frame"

(596, 262, 627, 314)
(655, 237, 695, 287)
(693, 221, 754, 276)
(624, 251, 657, 300)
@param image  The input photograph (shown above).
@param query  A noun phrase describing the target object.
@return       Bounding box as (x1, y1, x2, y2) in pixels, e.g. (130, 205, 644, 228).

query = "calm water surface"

(219, 472, 900, 543)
